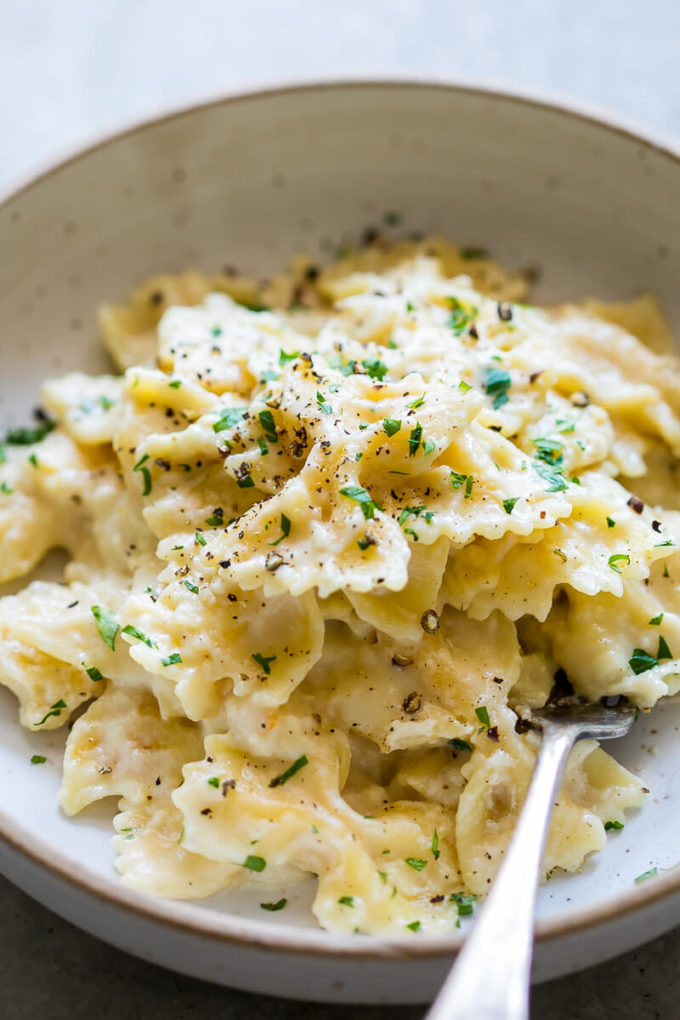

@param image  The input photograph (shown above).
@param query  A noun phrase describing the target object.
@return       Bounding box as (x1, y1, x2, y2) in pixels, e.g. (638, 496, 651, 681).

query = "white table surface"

(1, 1, 679, 1016)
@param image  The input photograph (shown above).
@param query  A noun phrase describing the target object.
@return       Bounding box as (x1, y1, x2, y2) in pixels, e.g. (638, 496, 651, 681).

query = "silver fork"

(426, 699, 637, 1020)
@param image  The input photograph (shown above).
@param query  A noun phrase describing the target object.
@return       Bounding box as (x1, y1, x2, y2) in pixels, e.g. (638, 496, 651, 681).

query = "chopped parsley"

(658, 636, 673, 660)
(503, 497, 519, 515)
(604, 820, 624, 831)
(270, 513, 291, 546)
(635, 867, 658, 884)
(258, 410, 278, 444)
(475, 706, 490, 729)
(269, 754, 309, 787)
(447, 296, 477, 335)
(338, 895, 355, 907)
(28, 453, 39, 468)
(484, 367, 511, 409)
(34, 699, 66, 727)
(133, 453, 152, 496)
(195, 531, 207, 546)
(405, 858, 428, 871)
(257, 436, 269, 455)
(183, 579, 200, 594)
(362, 358, 388, 381)
(422, 438, 436, 455)
(213, 407, 248, 433)
(3, 418, 56, 445)
(383, 418, 401, 437)
(649, 613, 664, 626)
(608, 553, 631, 573)
(606, 516, 616, 528)
(242, 855, 267, 872)
(0, 481, 12, 494)
(316, 392, 332, 416)
(168, 379, 182, 389)
(629, 648, 658, 674)
(533, 461, 568, 492)
(532, 437, 564, 467)
(399, 505, 434, 527)
(261, 899, 287, 911)
(236, 472, 255, 489)
(91, 606, 119, 651)
(83, 665, 103, 682)
(431, 830, 440, 860)
(205, 512, 225, 527)
(407, 395, 425, 409)
(207, 777, 220, 788)
(450, 892, 477, 917)
(464, 475, 474, 499)
(406, 921, 422, 932)
(252, 652, 277, 675)
(279, 349, 299, 365)
(340, 485, 382, 520)
(449, 738, 472, 752)
(162, 653, 182, 666)
(408, 423, 423, 456)
(450, 471, 469, 489)
(122, 624, 157, 648)
(30, 754, 47, 764)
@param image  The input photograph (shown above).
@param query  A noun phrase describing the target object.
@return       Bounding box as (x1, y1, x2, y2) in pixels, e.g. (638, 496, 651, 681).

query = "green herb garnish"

(122, 624, 157, 648)
(4, 418, 56, 445)
(258, 410, 278, 444)
(269, 754, 309, 787)
(629, 649, 658, 674)
(162, 653, 182, 666)
(316, 392, 332, 416)
(484, 367, 511, 409)
(91, 606, 119, 651)
(213, 407, 248, 433)
(34, 699, 67, 727)
(133, 453, 152, 496)
(608, 553, 631, 573)
(475, 706, 490, 728)
(408, 423, 423, 456)
(270, 513, 291, 546)
(243, 855, 267, 872)
(252, 652, 277, 675)
(449, 738, 472, 752)
(340, 485, 382, 520)
(261, 899, 287, 911)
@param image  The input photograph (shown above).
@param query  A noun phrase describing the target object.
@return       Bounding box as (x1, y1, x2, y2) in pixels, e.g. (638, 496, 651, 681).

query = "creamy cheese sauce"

(1, 237, 679, 934)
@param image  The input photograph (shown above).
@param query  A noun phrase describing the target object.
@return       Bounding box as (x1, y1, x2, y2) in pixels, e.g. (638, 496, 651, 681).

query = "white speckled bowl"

(2, 80, 680, 1005)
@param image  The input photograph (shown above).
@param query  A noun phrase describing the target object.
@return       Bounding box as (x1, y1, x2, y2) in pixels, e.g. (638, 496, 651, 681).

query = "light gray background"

(1, 1, 679, 1017)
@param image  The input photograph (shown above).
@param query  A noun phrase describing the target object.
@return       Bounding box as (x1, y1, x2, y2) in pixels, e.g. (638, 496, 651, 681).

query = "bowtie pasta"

(2, 236, 679, 935)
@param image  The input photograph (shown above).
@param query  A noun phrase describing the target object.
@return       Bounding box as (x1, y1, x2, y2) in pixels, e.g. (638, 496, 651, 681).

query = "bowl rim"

(2, 74, 680, 962)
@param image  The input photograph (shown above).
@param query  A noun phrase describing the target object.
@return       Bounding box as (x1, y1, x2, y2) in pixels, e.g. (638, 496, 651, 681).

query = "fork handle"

(425, 723, 579, 1020)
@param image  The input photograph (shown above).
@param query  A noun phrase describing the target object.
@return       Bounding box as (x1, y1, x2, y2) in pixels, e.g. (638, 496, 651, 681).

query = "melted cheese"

(4, 237, 677, 934)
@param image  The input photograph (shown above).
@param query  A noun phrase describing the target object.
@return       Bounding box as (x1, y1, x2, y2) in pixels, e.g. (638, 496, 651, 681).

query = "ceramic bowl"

(2, 80, 680, 1005)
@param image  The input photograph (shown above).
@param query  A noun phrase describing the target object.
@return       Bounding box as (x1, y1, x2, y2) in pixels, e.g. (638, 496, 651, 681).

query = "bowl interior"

(1, 81, 680, 950)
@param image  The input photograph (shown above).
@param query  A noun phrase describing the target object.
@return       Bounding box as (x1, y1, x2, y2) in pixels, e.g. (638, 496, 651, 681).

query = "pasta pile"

(2, 237, 679, 935)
